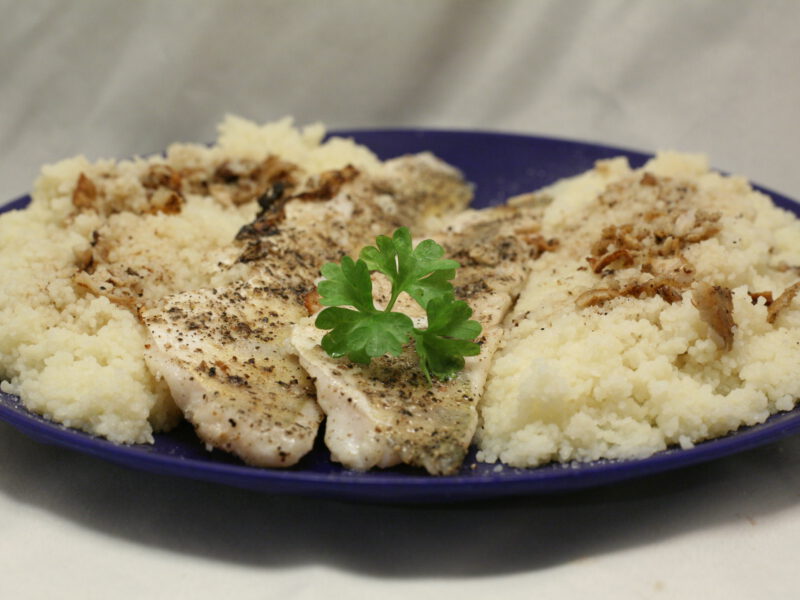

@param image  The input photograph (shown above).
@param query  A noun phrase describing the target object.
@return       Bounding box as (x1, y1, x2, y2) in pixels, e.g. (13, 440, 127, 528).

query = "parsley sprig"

(315, 227, 482, 382)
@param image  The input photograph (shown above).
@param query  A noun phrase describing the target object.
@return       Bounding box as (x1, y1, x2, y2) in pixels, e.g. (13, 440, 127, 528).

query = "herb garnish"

(315, 227, 482, 382)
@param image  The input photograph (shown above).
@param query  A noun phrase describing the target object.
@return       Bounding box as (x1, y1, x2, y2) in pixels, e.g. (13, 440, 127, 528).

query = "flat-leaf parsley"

(315, 227, 482, 382)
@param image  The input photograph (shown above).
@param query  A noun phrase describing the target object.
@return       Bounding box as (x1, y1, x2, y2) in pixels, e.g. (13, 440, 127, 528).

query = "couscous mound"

(477, 153, 800, 466)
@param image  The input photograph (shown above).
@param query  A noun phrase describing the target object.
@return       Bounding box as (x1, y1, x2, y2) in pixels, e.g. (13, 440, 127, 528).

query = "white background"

(1, 1, 800, 598)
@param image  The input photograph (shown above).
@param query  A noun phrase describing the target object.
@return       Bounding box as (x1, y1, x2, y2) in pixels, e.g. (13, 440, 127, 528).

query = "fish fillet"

(291, 204, 551, 474)
(142, 154, 472, 467)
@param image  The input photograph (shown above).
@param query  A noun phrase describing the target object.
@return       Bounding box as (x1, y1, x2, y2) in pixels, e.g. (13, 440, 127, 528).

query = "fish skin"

(142, 154, 473, 467)
(292, 204, 547, 475)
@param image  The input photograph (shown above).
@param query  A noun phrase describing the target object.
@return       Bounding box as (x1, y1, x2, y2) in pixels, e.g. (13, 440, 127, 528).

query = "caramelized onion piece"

(767, 281, 800, 324)
(749, 291, 774, 306)
(72, 173, 98, 210)
(588, 248, 634, 273)
(692, 282, 735, 351)
(575, 288, 619, 309)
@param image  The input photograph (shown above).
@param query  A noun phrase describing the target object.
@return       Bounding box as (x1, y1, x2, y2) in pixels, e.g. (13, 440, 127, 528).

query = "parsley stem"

(384, 289, 401, 313)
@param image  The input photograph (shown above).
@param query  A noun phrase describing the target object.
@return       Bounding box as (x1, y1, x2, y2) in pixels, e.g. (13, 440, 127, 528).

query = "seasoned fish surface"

(292, 204, 550, 475)
(143, 155, 472, 467)
(145, 288, 319, 466)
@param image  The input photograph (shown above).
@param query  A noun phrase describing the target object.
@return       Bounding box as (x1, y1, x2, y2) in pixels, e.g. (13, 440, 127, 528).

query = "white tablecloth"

(2, 2, 799, 598)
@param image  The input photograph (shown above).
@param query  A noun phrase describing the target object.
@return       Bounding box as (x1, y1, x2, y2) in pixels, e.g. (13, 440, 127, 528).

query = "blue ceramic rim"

(3, 387, 800, 500)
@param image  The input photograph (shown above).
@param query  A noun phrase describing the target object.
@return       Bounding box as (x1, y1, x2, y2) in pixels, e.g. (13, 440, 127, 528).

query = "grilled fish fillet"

(291, 204, 552, 475)
(142, 154, 472, 467)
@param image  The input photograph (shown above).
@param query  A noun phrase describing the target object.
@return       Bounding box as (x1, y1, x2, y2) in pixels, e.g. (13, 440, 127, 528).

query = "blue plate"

(2, 129, 800, 502)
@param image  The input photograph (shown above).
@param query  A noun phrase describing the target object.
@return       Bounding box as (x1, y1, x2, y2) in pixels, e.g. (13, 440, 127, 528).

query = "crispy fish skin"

(142, 155, 473, 467)
(292, 204, 548, 475)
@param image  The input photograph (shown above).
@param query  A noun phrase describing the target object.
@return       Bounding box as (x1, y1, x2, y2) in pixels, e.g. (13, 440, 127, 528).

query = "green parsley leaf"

(359, 227, 460, 310)
(317, 256, 375, 313)
(424, 296, 483, 341)
(404, 268, 457, 310)
(315, 228, 482, 382)
(413, 297, 482, 382)
(316, 307, 414, 365)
